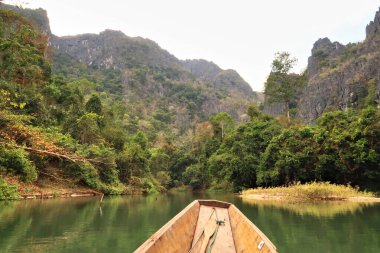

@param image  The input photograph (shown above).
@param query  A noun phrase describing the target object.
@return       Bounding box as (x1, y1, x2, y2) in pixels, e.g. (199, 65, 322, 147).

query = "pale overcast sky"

(5, 0, 380, 91)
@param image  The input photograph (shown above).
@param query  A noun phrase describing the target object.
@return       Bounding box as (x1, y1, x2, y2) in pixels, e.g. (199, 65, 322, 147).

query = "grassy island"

(242, 182, 379, 202)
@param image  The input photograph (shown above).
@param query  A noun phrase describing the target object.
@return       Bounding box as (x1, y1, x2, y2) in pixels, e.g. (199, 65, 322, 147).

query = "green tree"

(247, 104, 261, 120)
(77, 144, 119, 185)
(0, 146, 38, 182)
(257, 107, 380, 190)
(0, 177, 20, 200)
(149, 148, 170, 174)
(257, 126, 320, 186)
(316, 108, 380, 188)
(116, 143, 149, 183)
(0, 87, 26, 110)
(264, 52, 305, 121)
(85, 94, 102, 114)
(364, 79, 378, 107)
(132, 131, 148, 149)
(210, 112, 235, 140)
(168, 149, 196, 184)
(208, 117, 281, 191)
(101, 125, 127, 151)
(75, 113, 103, 144)
(183, 163, 210, 190)
(67, 79, 96, 96)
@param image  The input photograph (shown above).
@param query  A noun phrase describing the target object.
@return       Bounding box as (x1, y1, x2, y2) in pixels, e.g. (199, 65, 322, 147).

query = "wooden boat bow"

(134, 200, 278, 253)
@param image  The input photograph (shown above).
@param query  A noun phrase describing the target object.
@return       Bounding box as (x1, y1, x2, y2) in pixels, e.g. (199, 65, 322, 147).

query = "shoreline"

(1, 176, 104, 201)
(20, 190, 102, 200)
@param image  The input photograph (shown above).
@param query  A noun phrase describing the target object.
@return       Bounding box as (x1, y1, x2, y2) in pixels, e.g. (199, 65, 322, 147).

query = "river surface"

(0, 191, 379, 252)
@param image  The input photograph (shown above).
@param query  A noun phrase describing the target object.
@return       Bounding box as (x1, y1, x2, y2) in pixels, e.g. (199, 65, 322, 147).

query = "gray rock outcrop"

(298, 8, 380, 123)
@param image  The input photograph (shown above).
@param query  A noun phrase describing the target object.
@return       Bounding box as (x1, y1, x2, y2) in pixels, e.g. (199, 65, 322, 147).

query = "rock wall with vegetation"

(264, 8, 380, 123)
(299, 8, 380, 122)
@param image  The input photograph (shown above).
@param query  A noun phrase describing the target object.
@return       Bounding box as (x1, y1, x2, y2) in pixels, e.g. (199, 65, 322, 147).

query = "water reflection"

(0, 194, 199, 253)
(236, 198, 380, 253)
(0, 193, 379, 253)
(241, 198, 377, 217)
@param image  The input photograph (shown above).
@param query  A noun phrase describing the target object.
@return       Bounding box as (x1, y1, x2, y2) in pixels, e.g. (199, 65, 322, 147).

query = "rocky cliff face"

(51, 30, 186, 76)
(298, 7, 380, 122)
(366, 8, 380, 39)
(0, 4, 51, 34)
(307, 38, 346, 79)
(263, 7, 380, 122)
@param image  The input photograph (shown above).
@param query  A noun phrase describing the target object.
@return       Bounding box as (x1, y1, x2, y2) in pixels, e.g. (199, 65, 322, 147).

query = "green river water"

(0, 192, 379, 252)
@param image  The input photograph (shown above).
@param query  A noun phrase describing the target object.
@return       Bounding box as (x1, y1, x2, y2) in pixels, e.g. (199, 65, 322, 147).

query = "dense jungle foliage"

(0, 8, 379, 200)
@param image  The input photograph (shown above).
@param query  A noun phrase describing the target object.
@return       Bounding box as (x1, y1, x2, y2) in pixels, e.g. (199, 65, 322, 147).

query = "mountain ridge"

(1, 3, 262, 131)
(50, 28, 261, 125)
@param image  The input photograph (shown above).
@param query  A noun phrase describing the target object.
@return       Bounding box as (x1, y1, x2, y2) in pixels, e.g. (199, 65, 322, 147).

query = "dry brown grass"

(242, 182, 375, 201)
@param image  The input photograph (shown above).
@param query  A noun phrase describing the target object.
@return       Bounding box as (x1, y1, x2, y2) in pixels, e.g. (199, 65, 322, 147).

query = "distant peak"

(99, 29, 126, 38)
(366, 7, 380, 38)
(183, 59, 217, 65)
(218, 69, 239, 77)
(311, 37, 344, 55)
(313, 37, 332, 47)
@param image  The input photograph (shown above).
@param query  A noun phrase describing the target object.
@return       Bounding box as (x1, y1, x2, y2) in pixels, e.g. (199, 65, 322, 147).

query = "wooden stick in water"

(100, 194, 104, 205)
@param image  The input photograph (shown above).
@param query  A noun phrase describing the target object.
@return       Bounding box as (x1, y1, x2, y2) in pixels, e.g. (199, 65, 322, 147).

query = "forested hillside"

(51, 31, 262, 124)
(0, 4, 262, 199)
(0, 4, 379, 200)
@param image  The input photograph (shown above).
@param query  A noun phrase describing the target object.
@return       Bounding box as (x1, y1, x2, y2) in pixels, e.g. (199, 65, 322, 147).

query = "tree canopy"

(264, 52, 306, 120)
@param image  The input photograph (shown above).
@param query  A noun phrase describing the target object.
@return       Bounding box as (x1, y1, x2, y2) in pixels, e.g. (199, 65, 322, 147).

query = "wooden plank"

(210, 206, 236, 253)
(199, 215, 218, 253)
(134, 200, 200, 253)
(198, 199, 231, 208)
(191, 205, 236, 253)
(228, 205, 278, 253)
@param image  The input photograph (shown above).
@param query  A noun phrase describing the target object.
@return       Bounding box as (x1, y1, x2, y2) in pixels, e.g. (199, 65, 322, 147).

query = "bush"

(141, 177, 159, 194)
(156, 171, 171, 188)
(66, 161, 124, 194)
(68, 162, 100, 189)
(0, 147, 38, 182)
(76, 144, 119, 185)
(126, 176, 164, 194)
(0, 178, 20, 200)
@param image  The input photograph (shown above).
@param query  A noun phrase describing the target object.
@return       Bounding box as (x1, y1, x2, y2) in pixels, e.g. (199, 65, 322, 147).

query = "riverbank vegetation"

(175, 105, 380, 193)
(0, 7, 379, 200)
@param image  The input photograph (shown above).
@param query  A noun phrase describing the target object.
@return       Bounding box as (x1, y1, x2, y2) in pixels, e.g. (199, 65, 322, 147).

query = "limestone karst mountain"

(264, 7, 380, 122)
(1, 3, 262, 134)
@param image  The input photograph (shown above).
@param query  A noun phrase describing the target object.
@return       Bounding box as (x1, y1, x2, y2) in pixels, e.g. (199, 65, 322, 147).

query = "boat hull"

(134, 200, 278, 253)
